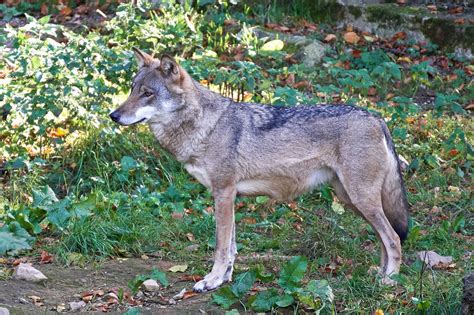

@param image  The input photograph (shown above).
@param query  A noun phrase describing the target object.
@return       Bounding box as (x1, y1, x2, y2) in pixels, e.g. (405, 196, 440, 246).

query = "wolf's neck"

(148, 92, 229, 162)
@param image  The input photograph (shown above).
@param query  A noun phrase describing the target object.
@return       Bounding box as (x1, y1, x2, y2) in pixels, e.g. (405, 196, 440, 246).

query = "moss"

(422, 18, 474, 52)
(347, 5, 362, 19)
(366, 4, 403, 25)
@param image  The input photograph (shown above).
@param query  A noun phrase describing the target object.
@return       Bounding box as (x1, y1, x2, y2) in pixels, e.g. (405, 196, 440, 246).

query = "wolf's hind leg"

(337, 174, 401, 285)
(332, 177, 387, 273)
(193, 187, 236, 292)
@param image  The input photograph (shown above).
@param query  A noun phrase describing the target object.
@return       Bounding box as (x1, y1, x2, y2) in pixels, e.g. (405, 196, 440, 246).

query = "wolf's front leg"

(193, 187, 236, 292)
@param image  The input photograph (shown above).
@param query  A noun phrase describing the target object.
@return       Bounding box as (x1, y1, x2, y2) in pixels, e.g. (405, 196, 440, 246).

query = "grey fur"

(110, 50, 409, 292)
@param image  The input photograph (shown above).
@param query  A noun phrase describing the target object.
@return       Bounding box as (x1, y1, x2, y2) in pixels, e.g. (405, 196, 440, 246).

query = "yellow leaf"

(397, 56, 412, 63)
(169, 264, 188, 273)
(374, 309, 384, 315)
(55, 127, 68, 137)
(261, 39, 284, 52)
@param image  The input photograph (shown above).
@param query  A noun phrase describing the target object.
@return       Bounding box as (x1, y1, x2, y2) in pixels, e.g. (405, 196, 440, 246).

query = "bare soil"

(0, 258, 223, 314)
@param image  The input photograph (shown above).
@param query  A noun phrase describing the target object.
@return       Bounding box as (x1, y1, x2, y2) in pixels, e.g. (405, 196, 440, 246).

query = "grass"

(0, 1, 472, 313)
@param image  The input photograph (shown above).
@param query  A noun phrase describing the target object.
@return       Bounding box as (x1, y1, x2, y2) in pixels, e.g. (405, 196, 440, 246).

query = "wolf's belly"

(236, 168, 334, 200)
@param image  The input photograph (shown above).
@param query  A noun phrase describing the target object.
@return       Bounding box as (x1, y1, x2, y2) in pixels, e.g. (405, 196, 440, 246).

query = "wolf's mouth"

(129, 118, 146, 125)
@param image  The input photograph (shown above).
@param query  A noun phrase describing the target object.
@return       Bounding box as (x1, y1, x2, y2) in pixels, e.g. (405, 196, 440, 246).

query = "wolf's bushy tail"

(380, 122, 410, 243)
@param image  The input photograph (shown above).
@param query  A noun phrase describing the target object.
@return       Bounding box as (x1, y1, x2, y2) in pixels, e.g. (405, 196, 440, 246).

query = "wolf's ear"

(160, 55, 181, 82)
(133, 48, 155, 68)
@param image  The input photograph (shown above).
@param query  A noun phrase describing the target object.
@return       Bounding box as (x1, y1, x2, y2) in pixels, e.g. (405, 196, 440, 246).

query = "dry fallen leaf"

(28, 295, 44, 306)
(183, 291, 198, 299)
(343, 31, 360, 44)
(179, 274, 203, 282)
(40, 3, 48, 15)
(417, 250, 454, 269)
(324, 34, 337, 43)
(59, 6, 73, 16)
(40, 250, 54, 264)
(368, 86, 377, 96)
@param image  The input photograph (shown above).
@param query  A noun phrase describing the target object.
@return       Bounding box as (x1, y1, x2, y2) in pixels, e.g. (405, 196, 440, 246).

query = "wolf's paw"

(193, 273, 228, 292)
(380, 275, 397, 286)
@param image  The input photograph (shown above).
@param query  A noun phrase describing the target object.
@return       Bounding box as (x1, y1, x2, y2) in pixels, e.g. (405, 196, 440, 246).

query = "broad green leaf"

(250, 288, 279, 312)
(306, 279, 334, 303)
(32, 186, 58, 208)
(6, 157, 31, 171)
(47, 199, 72, 230)
(256, 268, 275, 283)
(297, 291, 322, 310)
(225, 309, 240, 315)
(121, 156, 138, 172)
(278, 256, 308, 293)
(198, 0, 215, 6)
(0, 232, 31, 255)
(72, 195, 96, 218)
(231, 270, 256, 297)
(150, 268, 169, 287)
(261, 39, 284, 52)
(275, 294, 294, 307)
(212, 287, 239, 309)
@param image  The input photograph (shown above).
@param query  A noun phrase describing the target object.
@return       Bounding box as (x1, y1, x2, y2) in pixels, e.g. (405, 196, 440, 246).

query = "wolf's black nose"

(109, 111, 120, 122)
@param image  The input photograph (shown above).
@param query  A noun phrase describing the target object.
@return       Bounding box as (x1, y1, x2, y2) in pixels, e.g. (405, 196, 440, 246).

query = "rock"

(103, 292, 118, 303)
(18, 298, 28, 304)
(69, 301, 86, 312)
(0, 307, 10, 315)
(463, 273, 474, 315)
(13, 263, 47, 283)
(173, 288, 187, 300)
(185, 244, 199, 252)
(142, 279, 160, 292)
(294, 40, 328, 67)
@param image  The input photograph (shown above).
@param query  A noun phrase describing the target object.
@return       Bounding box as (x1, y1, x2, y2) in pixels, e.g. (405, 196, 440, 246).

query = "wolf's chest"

(185, 163, 212, 188)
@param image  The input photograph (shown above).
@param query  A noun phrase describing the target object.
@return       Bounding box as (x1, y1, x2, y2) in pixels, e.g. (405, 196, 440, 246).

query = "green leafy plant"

(128, 267, 169, 294)
(212, 256, 333, 312)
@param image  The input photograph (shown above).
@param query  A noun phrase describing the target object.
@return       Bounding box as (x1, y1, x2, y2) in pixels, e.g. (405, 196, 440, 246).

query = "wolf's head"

(110, 48, 193, 125)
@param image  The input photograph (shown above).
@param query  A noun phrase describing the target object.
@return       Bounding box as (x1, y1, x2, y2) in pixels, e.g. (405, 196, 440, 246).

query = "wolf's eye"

(143, 91, 154, 97)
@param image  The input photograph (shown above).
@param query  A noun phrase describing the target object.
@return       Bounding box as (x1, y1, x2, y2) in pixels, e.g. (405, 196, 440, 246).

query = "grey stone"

(69, 301, 86, 312)
(294, 40, 328, 67)
(142, 279, 160, 292)
(13, 263, 47, 283)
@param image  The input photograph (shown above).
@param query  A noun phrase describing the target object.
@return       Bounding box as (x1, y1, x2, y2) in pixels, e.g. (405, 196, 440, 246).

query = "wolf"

(109, 48, 409, 292)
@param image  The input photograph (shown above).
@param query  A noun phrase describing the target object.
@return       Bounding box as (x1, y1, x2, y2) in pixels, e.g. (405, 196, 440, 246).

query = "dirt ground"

(0, 258, 224, 314)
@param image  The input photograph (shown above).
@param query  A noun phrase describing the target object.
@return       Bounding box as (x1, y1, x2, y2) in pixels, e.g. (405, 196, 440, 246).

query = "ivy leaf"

(212, 287, 239, 309)
(0, 231, 32, 255)
(278, 256, 308, 293)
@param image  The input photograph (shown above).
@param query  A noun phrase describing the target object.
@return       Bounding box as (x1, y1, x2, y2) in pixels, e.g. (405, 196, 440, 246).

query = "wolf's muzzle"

(109, 111, 121, 123)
